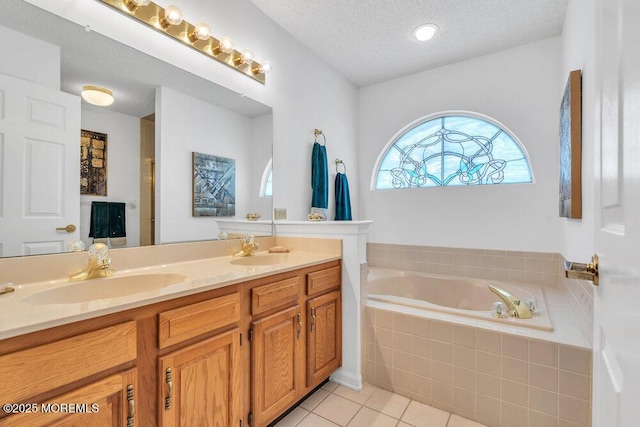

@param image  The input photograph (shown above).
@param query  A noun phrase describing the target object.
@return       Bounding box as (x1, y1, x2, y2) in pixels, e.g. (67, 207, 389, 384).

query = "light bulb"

(260, 60, 272, 74)
(218, 36, 234, 54)
(125, 0, 150, 11)
(412, 24, 439, 41)
(253, 60, 272, 76)
(241, 50, 254, 63)
(190, 22, 211, 42)
(161, 5, 183, 27)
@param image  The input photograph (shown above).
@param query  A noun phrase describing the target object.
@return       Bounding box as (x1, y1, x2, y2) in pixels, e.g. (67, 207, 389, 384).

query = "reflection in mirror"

(0, 1, 273, 258)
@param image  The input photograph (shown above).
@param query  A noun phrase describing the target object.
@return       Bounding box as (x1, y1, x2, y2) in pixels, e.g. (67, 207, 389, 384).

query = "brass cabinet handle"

(126, 384, 135, 427)
(165, 368, 173, 410)
(310, 307, 316, 332)
(56, 224, 77, 233)
(296, 312, 302, 340)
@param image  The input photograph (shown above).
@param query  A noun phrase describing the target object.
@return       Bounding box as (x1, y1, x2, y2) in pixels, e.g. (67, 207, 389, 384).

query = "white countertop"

(0, 251, 340, 340)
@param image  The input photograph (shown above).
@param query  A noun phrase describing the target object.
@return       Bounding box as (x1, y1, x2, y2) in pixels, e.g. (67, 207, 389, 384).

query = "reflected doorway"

(140, 114, 155, 246)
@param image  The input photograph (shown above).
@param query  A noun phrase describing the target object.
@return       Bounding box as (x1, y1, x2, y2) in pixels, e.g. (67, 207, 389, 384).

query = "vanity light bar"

(97, 0, 268, 84)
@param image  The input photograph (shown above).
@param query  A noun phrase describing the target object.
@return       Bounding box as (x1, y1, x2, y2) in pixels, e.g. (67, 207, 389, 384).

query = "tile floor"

(273, 381, 487, 427)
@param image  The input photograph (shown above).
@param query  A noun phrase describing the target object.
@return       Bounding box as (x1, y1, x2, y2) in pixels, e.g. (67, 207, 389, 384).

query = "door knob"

(564, 254, 599, 286)
(56, 224, 77, 233)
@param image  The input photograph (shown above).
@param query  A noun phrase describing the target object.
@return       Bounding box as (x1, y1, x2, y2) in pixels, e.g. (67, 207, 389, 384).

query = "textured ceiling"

(1, 0, 271, 118)
(248, 0, 569, 87)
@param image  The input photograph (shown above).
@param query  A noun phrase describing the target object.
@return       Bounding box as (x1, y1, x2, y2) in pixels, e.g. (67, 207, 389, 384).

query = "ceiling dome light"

(412, 24, 439, 41)
(81, 86, 114, 106)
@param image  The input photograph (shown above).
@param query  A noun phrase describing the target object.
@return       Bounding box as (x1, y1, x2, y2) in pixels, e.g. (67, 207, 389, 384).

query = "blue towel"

(88, 201, 126, 238)
(108, 202, 126, 238)
(88, 201, 109, 238)
(335, 172, 352, 220)
(311, 142, 328, 209)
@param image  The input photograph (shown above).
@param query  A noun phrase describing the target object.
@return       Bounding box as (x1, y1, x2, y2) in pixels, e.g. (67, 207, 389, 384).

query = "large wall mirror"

(0, 1, 273, 258)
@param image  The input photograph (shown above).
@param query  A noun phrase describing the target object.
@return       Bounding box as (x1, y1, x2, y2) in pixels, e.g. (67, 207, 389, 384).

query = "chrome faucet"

(69, 243, 115, 281)
(488, 285, 533, 319)
(233, 234, 259, 257)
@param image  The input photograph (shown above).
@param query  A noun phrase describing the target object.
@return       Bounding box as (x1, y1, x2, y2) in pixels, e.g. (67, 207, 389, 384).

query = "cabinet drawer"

(0, 321, 136, 404)
(159, 293, 240, 349)
(307, 266, 341, 296)
(252, 277, 300, 316)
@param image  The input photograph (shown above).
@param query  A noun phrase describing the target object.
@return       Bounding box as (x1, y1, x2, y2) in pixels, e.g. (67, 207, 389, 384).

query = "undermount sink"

(24, 273, 188, 305)
(229, 254, 292, 266)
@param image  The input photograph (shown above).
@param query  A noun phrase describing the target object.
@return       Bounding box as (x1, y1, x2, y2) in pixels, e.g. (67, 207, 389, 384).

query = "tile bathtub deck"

(273, 381, 487, 427)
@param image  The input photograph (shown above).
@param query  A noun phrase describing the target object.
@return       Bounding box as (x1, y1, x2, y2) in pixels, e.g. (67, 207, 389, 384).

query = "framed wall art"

(559, 69, 582, 219)
(80, 129, 108, 196)
(192, 152, 236, 217)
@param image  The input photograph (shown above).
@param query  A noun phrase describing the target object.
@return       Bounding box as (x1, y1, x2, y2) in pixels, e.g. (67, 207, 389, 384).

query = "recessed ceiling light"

(81, 86, 114, 106)
(413, 24, 439, 42)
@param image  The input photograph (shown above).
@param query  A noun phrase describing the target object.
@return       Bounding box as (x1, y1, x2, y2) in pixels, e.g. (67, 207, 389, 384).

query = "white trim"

(369, 110, 536, 190)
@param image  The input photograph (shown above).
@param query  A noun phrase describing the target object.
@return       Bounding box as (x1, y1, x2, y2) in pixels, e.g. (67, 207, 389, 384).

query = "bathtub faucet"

(488, 285, 533, 319)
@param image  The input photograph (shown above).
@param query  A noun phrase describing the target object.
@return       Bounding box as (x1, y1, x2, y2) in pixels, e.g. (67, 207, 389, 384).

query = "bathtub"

(367, 268, 553, 332)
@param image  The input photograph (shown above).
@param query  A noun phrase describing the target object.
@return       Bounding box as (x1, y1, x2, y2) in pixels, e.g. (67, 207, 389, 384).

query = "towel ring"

(314, 129, 327, 146)
(335, 159, 346, 174)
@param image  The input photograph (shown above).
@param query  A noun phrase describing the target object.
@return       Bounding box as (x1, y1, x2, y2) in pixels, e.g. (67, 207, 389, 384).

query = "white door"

(592, 0, 640, 426)
(0, 73, 80, 257)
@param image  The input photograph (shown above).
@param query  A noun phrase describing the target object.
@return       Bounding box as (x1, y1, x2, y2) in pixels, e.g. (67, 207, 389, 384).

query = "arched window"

(373, 112, 533, 189)
(260, 158, 272, 197)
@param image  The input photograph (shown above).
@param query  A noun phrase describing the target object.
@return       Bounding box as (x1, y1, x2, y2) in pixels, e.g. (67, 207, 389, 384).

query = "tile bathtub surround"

(366, 243, 595, 346)
(365, 308, 592, 427)
(366, 243, 562, 288)
(560, 272, 594, 347)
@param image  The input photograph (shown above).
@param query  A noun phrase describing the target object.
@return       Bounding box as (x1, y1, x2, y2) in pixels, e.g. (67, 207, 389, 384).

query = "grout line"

(300, 382, 485, 427)
(294, 409, 311, 426)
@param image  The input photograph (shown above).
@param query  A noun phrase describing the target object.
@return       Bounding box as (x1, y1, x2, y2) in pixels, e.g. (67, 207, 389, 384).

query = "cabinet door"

(307, 290, 342, 387)
(251, 305, 304, 427)
(1, 369, 137, 427)
(158, 329, 241, 427)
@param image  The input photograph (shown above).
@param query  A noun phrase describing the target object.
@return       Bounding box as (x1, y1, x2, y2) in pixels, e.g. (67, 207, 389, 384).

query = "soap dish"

(268, 246, 290, 253)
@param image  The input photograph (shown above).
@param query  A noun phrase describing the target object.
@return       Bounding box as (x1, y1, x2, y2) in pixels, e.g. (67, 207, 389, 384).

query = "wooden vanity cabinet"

(1, 369, 138, 427)
(248, 262, 342, 427)
(158, 329, 242, 427)
(0, 260, 341, 427)
(156, 292, 242, 427)
(0, 322, 138, 427)
(250, 305, 305, 427)
(307, 290, 342, 387)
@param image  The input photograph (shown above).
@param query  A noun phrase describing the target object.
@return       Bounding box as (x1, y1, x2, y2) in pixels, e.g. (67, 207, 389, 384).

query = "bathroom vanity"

(0, 238, 342, 427)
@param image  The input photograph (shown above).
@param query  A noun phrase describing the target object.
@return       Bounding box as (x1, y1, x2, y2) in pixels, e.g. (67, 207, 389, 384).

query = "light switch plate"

(274, 208, 287, 220)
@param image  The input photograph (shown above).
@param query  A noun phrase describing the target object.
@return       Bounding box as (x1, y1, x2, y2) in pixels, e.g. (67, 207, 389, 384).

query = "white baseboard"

(329, 367, 362, 391)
